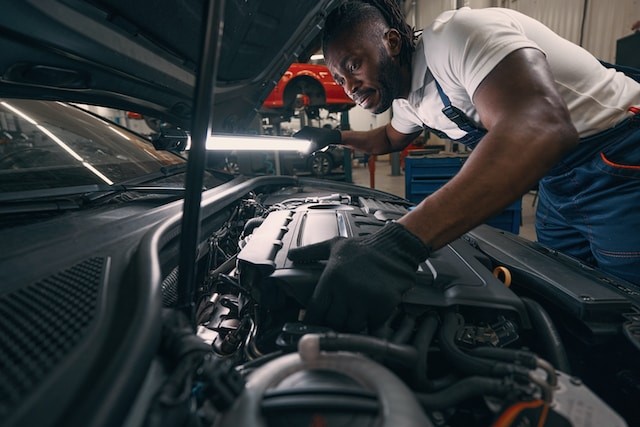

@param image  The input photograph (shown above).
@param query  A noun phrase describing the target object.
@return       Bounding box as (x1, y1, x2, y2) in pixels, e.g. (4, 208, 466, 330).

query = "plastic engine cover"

(237, 201, 528, 324)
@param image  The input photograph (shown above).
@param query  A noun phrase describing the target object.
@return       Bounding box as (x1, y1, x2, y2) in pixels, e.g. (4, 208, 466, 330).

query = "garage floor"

(350, 159, 537, 242)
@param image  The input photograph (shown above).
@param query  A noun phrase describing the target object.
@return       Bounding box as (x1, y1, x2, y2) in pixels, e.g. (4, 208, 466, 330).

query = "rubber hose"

(469, 347, 537, 369)
(412, 312, 439, 389)
(317, 333, 418, 367)
(391, 314, 417, 344)
(521, 297, 571, 373)
(242, 217, 265, 235)
(415, 376, 513, 409)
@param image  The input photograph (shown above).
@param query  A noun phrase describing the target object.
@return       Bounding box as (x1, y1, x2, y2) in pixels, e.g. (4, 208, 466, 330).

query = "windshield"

(0, 99, 185, 193)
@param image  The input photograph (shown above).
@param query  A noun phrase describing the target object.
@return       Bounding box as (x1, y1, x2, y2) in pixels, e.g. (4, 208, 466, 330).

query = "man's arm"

(398, 48, 579, 250)
(341, 123, 421, 154)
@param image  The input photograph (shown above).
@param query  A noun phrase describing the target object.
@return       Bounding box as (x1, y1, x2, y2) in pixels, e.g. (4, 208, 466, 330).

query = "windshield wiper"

(0, 184, 187, 214)
(82, 184, 187, 203)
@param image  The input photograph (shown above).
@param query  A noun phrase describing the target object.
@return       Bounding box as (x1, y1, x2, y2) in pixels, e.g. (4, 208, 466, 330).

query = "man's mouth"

(355, 92, 375, 109)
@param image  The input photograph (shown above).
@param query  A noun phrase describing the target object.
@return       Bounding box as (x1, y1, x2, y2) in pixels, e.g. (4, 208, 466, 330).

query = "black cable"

(521, 297, 571, 373)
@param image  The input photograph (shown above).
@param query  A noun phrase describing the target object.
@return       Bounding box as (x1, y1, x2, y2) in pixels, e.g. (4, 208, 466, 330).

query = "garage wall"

(404, 0, 640, 62)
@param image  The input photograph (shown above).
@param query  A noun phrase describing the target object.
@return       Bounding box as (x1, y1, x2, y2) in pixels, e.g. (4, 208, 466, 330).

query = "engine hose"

(391, 313, 417, 344)
(415, 376, 515, 409)
(469, 346, 558, 387)
(439, 312, 530, 379)
(300, 333, 418, 367)
(521, 297, 571, 374)
(242, 217, 265, 235)
(468, 347, 538, 369)
(412, 312, 439, 389)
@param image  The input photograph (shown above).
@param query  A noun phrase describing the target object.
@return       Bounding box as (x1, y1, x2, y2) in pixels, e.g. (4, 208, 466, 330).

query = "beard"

(371, 49, 403, 114)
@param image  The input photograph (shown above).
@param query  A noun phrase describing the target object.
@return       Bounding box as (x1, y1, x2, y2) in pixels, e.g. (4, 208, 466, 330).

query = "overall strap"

(599, 60, 640, 83)
(433, 79, 487, 148)
(434, 80, 480, 133)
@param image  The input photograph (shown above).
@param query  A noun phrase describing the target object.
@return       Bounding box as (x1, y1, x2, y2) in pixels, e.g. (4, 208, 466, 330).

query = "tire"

(309, 152, 333, 177)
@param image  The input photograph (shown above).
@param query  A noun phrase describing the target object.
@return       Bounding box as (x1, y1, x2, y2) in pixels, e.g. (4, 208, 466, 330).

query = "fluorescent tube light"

(187, 135, 313, 153)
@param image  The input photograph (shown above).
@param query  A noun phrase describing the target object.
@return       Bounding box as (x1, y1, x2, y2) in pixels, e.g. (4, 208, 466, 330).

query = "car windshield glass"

(0, 99, 185, 193)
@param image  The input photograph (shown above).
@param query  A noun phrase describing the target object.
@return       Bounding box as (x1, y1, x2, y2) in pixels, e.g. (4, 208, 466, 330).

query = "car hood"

(0, 0, 336, 131)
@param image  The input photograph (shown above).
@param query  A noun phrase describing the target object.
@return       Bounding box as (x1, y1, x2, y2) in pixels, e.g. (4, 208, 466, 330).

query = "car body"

(0, 2, 639, 427)
(261, 62, 355, 120)
(278, 144, 345, 177)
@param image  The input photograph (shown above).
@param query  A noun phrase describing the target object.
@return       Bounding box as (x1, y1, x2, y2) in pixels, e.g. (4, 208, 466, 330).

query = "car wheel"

(309, 152, 333, 177)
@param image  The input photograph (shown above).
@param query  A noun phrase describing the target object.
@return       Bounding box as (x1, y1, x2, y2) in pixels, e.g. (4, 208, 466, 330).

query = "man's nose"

(344, 76, 360, 97)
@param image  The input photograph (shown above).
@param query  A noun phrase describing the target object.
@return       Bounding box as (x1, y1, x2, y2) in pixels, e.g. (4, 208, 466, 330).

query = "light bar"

(189, 135, 313, 153)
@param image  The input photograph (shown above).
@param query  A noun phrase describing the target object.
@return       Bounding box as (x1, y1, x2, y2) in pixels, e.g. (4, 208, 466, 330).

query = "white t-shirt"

(391, 7, 640, 140)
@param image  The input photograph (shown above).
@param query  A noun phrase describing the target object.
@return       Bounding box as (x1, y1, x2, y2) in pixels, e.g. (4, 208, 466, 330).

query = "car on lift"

(0, 2, 638, 427)
(261, 62, 355, 122)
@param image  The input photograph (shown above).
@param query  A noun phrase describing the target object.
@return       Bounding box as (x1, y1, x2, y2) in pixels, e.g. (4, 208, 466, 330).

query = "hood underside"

(0, 0, 336, 131)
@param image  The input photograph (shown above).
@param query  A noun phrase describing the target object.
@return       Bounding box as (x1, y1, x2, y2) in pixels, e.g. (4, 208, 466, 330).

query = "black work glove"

(293, 126, 341, 152)
(288, 221, 431, 332)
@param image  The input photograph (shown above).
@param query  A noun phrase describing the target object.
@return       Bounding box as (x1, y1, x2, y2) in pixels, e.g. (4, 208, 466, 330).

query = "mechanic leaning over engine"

(290, 0, 640, 332)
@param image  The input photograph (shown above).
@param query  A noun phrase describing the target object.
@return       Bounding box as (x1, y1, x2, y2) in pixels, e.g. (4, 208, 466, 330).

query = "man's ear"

(384, 29, 402, 57)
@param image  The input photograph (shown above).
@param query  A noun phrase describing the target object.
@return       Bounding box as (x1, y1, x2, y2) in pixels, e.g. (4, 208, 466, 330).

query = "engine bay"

(151, 183, 640, 427)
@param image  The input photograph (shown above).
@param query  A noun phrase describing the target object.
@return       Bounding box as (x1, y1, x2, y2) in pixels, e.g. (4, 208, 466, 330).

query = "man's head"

(322, 0, 415, 114)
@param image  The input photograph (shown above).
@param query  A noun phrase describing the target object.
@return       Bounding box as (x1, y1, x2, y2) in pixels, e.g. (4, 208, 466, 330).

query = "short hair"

(322, 0, 416, 67)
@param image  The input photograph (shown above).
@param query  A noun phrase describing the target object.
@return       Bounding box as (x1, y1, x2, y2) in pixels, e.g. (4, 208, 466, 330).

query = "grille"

(161, 266, 179, 307)
(0, 257, 105, 420)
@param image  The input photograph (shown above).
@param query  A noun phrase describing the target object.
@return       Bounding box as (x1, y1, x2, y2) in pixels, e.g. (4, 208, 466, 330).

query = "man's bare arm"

(341, 123, 421, 154)
(398, 48, 579, 250)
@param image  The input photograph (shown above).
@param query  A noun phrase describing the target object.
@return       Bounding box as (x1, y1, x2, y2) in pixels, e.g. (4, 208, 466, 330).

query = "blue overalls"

(432, 65, 640, 285)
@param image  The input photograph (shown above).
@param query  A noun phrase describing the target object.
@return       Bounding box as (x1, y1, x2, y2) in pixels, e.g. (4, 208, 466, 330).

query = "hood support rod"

(177, 0, 226, 329)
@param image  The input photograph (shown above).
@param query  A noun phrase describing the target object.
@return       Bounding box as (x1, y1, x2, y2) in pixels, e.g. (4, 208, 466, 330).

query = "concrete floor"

(350, 159, 537, 242)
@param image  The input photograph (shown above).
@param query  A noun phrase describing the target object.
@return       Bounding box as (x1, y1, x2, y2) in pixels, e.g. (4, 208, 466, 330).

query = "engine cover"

(237, 199, 529, 325)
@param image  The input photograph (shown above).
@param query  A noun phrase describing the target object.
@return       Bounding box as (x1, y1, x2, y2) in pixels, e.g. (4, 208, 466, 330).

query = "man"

(291, 0, 640, 332)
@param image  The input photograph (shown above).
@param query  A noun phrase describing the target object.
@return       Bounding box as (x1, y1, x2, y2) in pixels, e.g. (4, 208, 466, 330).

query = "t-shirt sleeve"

(390, 99, 424, 135)
(425, 8, 544, 100)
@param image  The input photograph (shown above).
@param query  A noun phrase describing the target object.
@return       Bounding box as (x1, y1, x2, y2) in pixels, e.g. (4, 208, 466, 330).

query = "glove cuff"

(325, 128, 341, 145)
(363, 222, 431, 265)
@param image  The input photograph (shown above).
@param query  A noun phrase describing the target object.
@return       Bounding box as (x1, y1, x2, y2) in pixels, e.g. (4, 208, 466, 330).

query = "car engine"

(152, 186, 639, 427)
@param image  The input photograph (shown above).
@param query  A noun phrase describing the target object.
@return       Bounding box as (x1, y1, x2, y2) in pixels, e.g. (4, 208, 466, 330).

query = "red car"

(262, 63, 355, 120)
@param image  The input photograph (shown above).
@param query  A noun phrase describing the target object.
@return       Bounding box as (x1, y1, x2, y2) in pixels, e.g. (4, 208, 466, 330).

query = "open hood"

(0, 0, 336, 131)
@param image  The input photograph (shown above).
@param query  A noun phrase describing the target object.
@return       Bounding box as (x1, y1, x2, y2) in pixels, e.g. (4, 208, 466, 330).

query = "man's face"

(325, 28, 402, 114)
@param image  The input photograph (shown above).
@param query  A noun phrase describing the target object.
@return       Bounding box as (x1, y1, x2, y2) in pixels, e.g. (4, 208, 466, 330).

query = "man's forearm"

(341, 123, 419, 155)
(398, 126, 577, 251)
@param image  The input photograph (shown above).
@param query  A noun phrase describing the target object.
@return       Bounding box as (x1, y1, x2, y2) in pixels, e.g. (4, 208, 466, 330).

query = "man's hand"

(293, 126, 341, 152)
(287, 222, 431, 332)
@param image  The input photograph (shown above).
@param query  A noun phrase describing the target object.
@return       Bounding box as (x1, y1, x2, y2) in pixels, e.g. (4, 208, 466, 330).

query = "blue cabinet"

(404, 155, 521, 234)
